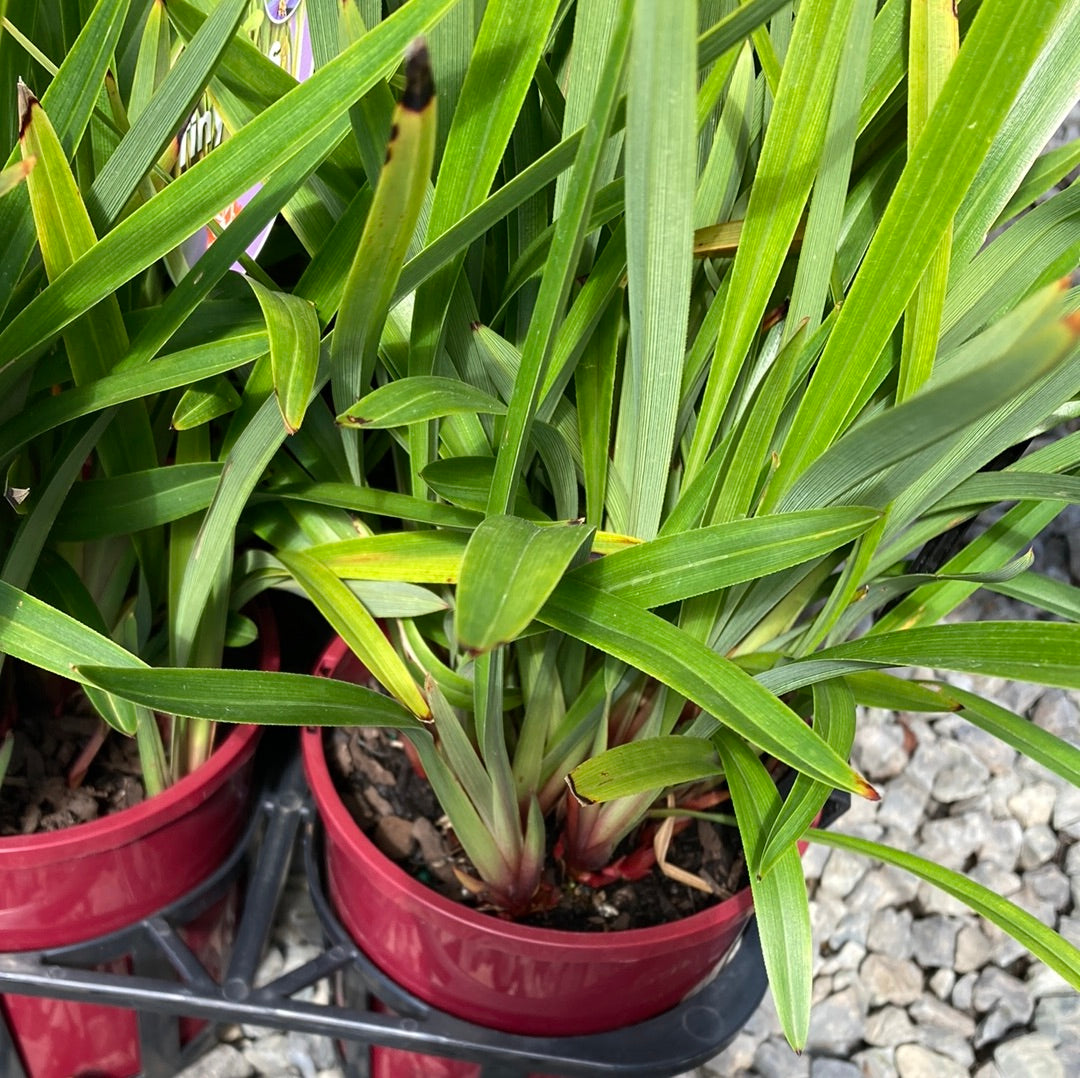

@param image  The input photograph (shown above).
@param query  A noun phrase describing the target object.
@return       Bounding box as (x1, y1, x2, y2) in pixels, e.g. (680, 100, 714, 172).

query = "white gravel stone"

(241, 1033, 295, 1076)
(175, 1045, 255, 1078)
(915, 878, 970, 917)
(1023, 863, 1072, 909)
(853, 720, 909, 780)
(968, 860, 1022, 897)
(972, 967, 1034, 1017)
(860, 953, 924, 1007)
(1054, 784, 1080, 837)
(931, 753, 990, 803)
(928, 967, 955, 1000)
(801, 841, 832, 880)
(917, 1026, 976, 1068)
(909, 994, 976, 1037)
(895, 1043, 969, 1078)
(994, 1032, 1066, 1078)
(1033, 994, 1080, 1038)
(1007, 781, 1059, 828)
(917, 814, 984, 871)
(819, 940, 866, 976)
(844, 864, 920, 912)
(1025, 963, 1073, 999)
(974, 970, 1036, 1046)
(817, 847, 867, 898)
(827, 910, 871, 951)
(953, 722, 1017, 774)
(867, 906, 913, 958)
(809, 1059, 862, 1078)
(910, 915, 960, 969)
(1030, 688, 1080, 743)
(951, 970, 978, 1011)
(804, 986, 868, 1054)
(863, 1004, 917, 1046)
(703, 1030, 757, 1074)
(977, 817, 1023, 868)
(954, 922, 995, 974)
(1019, 823, 1060, 868)
(877, 776, 931, 833)
(986, 772, 1023, 819)
(852, 1047, 896, 1078)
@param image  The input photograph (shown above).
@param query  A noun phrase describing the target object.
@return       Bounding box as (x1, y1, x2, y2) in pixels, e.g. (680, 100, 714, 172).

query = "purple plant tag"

(177, 0, 314, 273)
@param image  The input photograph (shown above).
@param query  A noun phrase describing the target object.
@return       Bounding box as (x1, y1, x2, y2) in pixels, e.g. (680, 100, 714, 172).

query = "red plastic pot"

(0, 608, 279, 1078)
(0, 721, 260, 1078)
(303, 637, 757, 1078)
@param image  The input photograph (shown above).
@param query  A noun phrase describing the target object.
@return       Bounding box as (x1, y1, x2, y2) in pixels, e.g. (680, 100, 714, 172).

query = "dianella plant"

(3, 0, 1080, 1050)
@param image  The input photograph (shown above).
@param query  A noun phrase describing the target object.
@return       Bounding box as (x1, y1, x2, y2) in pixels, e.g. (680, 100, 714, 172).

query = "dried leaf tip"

(857, 775, 881, 802)
(402, 37, 434, 112)
(17, 78, 37, 138)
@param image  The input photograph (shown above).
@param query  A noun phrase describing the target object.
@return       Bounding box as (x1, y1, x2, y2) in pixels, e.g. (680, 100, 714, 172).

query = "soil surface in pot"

(0, 691, 145, 835)
(326, 727, 749, 931)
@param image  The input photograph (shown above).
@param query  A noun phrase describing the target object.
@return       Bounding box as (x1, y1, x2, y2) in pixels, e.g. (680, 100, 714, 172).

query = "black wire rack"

(0, 731, 848, 1078)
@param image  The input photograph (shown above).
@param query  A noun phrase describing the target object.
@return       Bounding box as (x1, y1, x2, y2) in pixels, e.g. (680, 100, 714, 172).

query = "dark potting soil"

(325, 727, 749, 932)
(0, 693, 145, 836)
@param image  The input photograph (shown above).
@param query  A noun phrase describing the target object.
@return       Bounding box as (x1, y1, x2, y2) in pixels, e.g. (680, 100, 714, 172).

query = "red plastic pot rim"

(303, 637, 755, 955)
(0, 723, 259, 867)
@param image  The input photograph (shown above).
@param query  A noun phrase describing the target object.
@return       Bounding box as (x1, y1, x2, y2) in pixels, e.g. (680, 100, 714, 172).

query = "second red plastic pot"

(304, 637, 757, 1078)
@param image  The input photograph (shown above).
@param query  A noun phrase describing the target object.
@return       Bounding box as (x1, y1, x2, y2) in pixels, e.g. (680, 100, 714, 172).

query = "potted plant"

(23, 0, 1080, 1073)
(0, 2, 307, 1073)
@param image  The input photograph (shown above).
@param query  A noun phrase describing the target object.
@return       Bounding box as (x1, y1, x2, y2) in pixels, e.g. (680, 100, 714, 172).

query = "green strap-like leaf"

(278, 548, 430, 719)
(86, 0, 247, 231)
(331, 38, 437, 464)
(77, 665, 421, 729)
(456, 516, 595, 654)
(685, 0, 860, 482)
(309, 530, 469, 583)
(715, 729, 812, 1052)
(0, 581, 144, 734)
(570, 508, 880, 609)
(566, 736, 722, 803)
(757, 677, 856, 878)
(807, 829, 1080, 989)
(0, 0, 458, 379)
(815, 622, 1080, 689)
(610, 0, 695, 539)
(338, 376, 507, 428)
(0, 0, 129, 318)
(52, 464, 223, 541)
(246, 278, 321, 434)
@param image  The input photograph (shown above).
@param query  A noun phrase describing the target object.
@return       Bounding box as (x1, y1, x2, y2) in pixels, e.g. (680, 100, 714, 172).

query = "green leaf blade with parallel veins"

(76, 666, 422, 730)
(246, 278, 321, 434)
(277, 548, 430, 719)
(456, 516, 595, 654)
(570, 508, 880, 609)
(338, 376, 507, 428)
(715, 729, 812, 1052)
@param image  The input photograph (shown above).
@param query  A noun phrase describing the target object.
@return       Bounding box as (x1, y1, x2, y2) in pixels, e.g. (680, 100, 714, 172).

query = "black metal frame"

(0, 738, 848, 1078)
